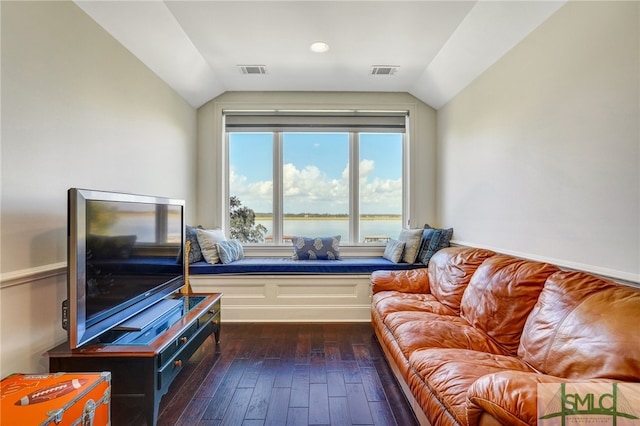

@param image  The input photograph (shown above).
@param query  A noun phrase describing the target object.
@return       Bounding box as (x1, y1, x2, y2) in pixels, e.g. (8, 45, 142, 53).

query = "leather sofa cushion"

(518, 270, 640, 380)
(408, 348, 533, 426)
(372, 291, 456, 322)
(370, 268, 430, 294)
(460, 255, 559, 355)
(428, 247, 495, 314)
(385, 311, 508, 359)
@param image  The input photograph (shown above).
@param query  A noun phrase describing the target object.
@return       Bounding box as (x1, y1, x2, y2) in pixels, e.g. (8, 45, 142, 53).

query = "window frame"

(218, 108, 412, 257)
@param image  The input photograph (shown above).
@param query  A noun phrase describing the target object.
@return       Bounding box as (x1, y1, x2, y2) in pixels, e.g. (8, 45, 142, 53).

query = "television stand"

(48, 292, 221, 426)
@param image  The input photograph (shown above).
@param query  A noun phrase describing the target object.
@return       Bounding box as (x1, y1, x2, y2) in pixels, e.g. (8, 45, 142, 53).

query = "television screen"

(66, 188, 185, 348)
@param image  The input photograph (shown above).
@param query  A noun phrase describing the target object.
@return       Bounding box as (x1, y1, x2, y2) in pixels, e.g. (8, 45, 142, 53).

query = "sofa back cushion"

(428, 247, 495, 314)
(518, 271, 640, 380)
(460, 255, 559, 355)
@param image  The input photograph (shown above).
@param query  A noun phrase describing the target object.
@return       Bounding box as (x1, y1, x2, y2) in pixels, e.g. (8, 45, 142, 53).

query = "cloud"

(231, 159, 401, 214)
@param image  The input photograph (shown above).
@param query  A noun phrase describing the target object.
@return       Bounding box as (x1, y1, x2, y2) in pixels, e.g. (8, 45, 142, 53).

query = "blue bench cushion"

(189, 257, 426, 275)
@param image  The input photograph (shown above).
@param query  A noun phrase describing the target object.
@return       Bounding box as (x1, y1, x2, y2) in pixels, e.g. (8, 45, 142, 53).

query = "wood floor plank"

(324, 342, 342, 371)
(329, 397, 352, 426)
(290, 363, 311, 408)
(195, 339, 242, 398)
(310, 352, 327, 384)
(220, 388, 253, 426)
(265, 386, 291, 426)
(311, 325, 326, 353)
(368, 400, 397, 426)
(244, 358, 278, 420)
(372, 358, 419, 426)
(238, 359, 264, 388)
(295, 329, 312, 364)
(352, 344, 374, 369)
(346, 383, 374, 425)
(173, 397, 210, 426)
(202, 358, 249, 420)
(287, 407, 310, 426)
(360, 367, 386, 402)
(309, 383, 330, 425)
(341, 360, 362, 384)
(327, 371, 347, 397)
(274, 358, 295, 388)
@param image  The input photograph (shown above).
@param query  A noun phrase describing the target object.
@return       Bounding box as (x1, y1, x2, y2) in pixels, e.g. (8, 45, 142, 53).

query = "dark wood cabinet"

(48, 293, 221, 426)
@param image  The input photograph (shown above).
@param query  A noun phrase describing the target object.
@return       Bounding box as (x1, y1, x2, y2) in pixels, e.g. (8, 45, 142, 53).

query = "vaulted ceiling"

(74, 1, 566, 109)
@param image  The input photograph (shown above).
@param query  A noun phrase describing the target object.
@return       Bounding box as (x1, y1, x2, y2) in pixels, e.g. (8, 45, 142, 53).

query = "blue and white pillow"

(417, 225, 454, 265)
(383, 239, 405, 263)
(216, 239, 244, 264)
(180, 225, 203, 264)
(398, 228, 424, 264)
(197, 228, 227, 264)
(292, 236, 341, 260)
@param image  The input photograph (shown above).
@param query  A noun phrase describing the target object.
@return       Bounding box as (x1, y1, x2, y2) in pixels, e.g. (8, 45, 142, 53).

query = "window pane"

(359, 133, 403, 243)
(282, 133, 349, 240)
(229, 133, 272, 243)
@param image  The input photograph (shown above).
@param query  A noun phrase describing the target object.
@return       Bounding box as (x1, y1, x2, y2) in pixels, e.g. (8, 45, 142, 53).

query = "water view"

(255, 217, 402, 244)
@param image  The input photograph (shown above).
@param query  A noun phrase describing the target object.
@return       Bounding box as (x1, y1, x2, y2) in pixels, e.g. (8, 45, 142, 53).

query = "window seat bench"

(187, 257, 426, 322)
(188, 256, 426, 275)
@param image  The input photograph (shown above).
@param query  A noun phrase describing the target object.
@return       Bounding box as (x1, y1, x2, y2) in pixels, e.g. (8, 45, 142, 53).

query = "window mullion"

(273, 132, 283, 244)
(350, 132, 360, 244)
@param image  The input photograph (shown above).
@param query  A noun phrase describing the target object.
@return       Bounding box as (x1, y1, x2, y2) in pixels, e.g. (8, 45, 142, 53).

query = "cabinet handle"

(174, 360, 182, 367)
(180, 336, 188, 343)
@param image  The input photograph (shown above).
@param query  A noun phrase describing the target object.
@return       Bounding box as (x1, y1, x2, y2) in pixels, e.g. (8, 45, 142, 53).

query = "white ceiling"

(74, 0, 566, 110)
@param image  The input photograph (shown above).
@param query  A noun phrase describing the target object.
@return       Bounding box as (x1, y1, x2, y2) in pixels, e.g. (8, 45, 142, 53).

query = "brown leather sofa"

(371, 247, 640, 426)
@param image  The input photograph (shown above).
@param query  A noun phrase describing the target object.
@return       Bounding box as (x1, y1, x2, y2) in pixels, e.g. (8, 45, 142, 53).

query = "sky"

(229, 132, 403, 215)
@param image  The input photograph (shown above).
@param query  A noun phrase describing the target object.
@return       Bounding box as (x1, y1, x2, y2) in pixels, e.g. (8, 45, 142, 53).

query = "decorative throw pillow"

(398, 228, 424, 264)
(417, 224, 454, 265)
(292, 236, 341, 260)
(417, 228, 442, 265)
(179, 225, 203, 264)
(416, 228, 436, 263)
(196, 228, 227, 264)
(383, 239, 406, 263)
(216, 239, 245, 264)
(425, 224, 454, 251)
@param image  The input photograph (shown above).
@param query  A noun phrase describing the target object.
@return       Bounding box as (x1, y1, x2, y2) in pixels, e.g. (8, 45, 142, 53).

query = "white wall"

(0, 1, 197, 376)
(196, 91, 437, 243)
(437, 1, 639, 282)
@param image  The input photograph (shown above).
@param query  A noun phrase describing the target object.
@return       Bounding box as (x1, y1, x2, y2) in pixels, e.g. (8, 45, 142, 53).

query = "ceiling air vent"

(370, 65, 399, 76)
(238, 65, 267, 75)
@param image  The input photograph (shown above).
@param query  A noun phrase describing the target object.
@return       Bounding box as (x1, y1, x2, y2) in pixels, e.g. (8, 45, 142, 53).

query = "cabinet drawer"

(157, 322, 198, 368)
(157, 321, 213, 389)
(198, 300, 221, 328)
(157, 355, 184, 391)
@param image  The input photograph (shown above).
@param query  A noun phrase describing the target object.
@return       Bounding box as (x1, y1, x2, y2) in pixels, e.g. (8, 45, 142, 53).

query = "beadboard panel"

(189, 274, 372, 322)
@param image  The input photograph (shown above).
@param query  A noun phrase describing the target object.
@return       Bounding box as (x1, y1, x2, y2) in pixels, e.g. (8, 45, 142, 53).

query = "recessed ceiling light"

(310, 41, 329, 53)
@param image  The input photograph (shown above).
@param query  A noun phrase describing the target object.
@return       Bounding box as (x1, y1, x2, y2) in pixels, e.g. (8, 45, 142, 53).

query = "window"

(226, 111, 406, 245)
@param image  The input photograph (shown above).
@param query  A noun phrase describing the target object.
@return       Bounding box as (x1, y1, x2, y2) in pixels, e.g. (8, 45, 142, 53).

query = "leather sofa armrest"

(467, 371, 560, 426)
(467, 372, 616, 426)
(370, 268, 430, 294)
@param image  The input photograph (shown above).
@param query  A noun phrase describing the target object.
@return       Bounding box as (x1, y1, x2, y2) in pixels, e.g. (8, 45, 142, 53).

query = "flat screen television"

(64, 188, 185, 349)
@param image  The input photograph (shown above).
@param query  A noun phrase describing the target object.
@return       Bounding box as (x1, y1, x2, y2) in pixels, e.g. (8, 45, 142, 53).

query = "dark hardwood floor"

(115, 322, 418, 426)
